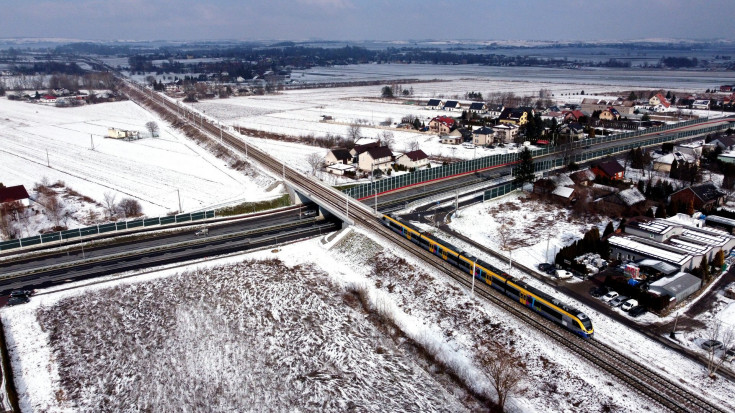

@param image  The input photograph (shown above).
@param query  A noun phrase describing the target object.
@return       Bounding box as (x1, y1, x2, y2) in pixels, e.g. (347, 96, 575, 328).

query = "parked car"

(194, 228, 209, 237)
(555, 269, 572, 279)
(609, 295, 628, 307)
(538, 263, 553, 272)
(302, 209, 317, 217)
(590, 286, 609, 298)
(7, 296, 29, 306)
(725, 348, 735, 362)
(621, 299, 638, 312)
(702, 340, 724, 351)
(601, 291, 619, 302)
(628, 306, 648, 318)
(9, 290, 32, 298)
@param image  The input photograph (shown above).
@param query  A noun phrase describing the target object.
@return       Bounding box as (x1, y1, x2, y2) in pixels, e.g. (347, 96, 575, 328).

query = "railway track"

(121, 81, 727, 412)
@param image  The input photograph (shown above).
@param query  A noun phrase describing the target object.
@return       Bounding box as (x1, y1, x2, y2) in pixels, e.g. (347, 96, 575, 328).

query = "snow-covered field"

(0, 98, 275, 218)
(5, 223, 719, 412)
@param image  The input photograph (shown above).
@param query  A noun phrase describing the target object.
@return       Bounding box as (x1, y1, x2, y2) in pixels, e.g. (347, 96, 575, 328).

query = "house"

(358, 146, 393, 172)
(468, 102, 487, 114)
(533, 179, 556, 196)
(492, 123, 520, 144)
(709, 136, 735, 151)
(559, 123, 585, 140)
(649, 93, 671, 109)
(426, 99, 444, 110)
(350, 141, 380, 159)
(487, 104, 504, 118)
(599, 107, 620, 121)
(592, 159, 625, 181)
(670, 182, 726, 213)
(428, 116, 456, 134)
(570, 168, 596, 186)
(673, 141, 704, 158)
(395, 150, 429, 170)
(562, 110, 586, 123)
(443, 100, 461, 111)
(541, 111, 564, 123)
(439, 130, 464, 145)
(472, 126, 495, 146)
(324, 149, 353, 166)
(498, 108, 530, 125)
(107, 128, 140, 140)
(692, 99, 710, 110)
(717, 151, 735, 165)
(0, 185, 31, 207)
(40, 95, 57, 104)
(652, 151, 697, 173)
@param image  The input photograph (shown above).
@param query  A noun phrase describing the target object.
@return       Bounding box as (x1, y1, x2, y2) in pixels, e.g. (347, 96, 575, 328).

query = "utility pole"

(90, 134, 95, 150)
(454, 190, 459, 217)
(282, 163, 285, 179)
(345, 191, 349, 219)
(46, 149, 50, 167)
(374, 190, 378, 214)
(670, 312, 680, 339)
(471, 258, 477, 297)
(177, 189, 182, 213)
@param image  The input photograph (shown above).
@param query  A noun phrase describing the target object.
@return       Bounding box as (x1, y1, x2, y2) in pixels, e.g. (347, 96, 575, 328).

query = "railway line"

(120, 81, 728, 412)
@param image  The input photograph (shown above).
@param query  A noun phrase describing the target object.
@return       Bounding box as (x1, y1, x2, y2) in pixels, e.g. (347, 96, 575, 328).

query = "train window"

(537, 302, 562, 320)
(505, 285, 519, 296)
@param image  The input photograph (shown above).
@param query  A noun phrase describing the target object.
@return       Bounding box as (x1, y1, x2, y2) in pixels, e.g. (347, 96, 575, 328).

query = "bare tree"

(705, 321, 735, 377)
(346, 124, 362, 142)
(306, 152, 323, 176)
(145, 121, 159, 137)
(42, 192, 65, 228)
(118, 198, 143, 217)
(406, 139, 420, 152)
(496, 214, 515, 269)
(378, 131, 395, 150)
(103, 192, 118, 219)
(486, 348, 525, 411)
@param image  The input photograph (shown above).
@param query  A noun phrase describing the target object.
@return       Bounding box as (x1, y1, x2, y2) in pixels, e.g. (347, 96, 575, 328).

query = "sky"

(1, 0, 734, 43)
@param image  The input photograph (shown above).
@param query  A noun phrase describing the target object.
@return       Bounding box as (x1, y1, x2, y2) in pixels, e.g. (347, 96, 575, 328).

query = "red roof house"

(0, 185, 31, 207)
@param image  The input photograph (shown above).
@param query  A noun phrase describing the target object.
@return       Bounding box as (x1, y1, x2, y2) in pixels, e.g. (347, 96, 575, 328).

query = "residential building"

(358, 146, 393, 172)
(0, 185, 31, 207)
(591, 159, 625, 181)
(552, 186, 576, 204)
(652, 151, 697, 173)
(428, 116, 456, 134)
(562, 110, 586, 123)
(395, 150, 429, 170)
(472, 126, 495, 146)
(468, 102, 487, 114)
(710, 136, 735, 151)
(443, 100, 461, 111)
(570, 169, 596, 186)
(326, 163, 356, 176)
(649, 93, 671, 108)
(673, 141, 704, 158)
(487, 104, 504, 118)
(559, 123, 585, 140)
(350, 141, 380, 160)
(602, 187, 646, 208)
(670, 182, 726, 213)
(426, 99, 444, 110)
(599, 107, 620, 121)
(439, 130, 464, 145)
(498, 108, 531, 125)
(692, 99, 711, 110)
(324, 149, 353, 166)
(492, 123, 520, 144)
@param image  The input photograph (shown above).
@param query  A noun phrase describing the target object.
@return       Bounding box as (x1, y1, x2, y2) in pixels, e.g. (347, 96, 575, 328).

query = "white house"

(472, 126, 495, 146)
(324, 148, 353, 166)
(395, 150, 430, 170)
(492, 123, 520, 144)
(426, 99, 444, 110)
(358, 146, 393, 172)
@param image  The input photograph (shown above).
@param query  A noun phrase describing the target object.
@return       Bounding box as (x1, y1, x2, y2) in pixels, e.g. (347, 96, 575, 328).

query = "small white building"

(326, 163, 357, 176)
(492, 123, 520, 144)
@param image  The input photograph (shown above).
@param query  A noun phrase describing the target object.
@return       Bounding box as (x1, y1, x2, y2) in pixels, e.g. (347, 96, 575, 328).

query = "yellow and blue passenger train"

(382, 214, 594, 338)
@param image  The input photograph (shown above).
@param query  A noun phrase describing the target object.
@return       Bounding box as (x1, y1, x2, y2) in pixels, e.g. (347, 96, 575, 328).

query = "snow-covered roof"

(552, 186, 575, 198)
(609, 236, 693, 265)
(636, 259, 679, 275)
(654, 152, 695, 165)
(649, 272, 700, 291)
(705, 215, 735, 227)
(550, 173, 575, 188)
(326, 163, 356, 171)
(629, 220, 677, 235)
(680, 227, 732, 248)
(616, 188, 646, 206)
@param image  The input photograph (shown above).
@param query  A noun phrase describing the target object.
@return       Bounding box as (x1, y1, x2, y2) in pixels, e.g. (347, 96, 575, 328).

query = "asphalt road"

(0, 208, 336, 296)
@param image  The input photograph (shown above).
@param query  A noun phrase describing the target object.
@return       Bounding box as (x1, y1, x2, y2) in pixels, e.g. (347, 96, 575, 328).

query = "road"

(0, 210, 338, 295)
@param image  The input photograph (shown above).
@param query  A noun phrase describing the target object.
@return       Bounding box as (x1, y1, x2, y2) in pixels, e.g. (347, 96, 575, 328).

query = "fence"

(343, 116, 727, 199)
(0, 210, 215, 252)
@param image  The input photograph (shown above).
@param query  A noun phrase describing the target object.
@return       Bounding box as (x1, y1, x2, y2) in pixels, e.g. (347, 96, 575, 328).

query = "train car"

(382, 214, 594, 338)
